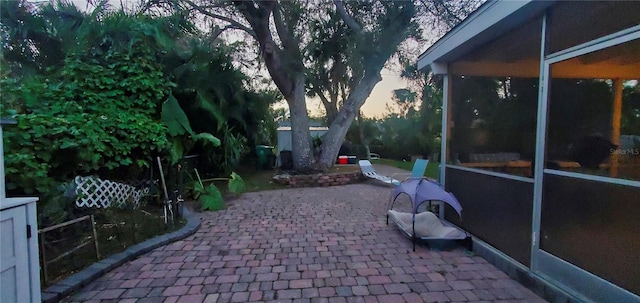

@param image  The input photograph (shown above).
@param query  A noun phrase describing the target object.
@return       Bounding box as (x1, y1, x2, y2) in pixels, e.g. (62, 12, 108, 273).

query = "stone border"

(274, 170, 363, 187)
(41, 207, 201, 303)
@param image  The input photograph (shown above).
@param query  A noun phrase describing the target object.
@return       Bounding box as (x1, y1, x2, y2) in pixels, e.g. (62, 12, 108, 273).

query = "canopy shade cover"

(390, 178, 463, 218)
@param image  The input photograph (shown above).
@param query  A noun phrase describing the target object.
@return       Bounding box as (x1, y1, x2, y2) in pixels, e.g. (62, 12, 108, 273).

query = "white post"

(531, 12, 549, 271)
(440, 69, 452, 219)
(439, 68, 452, 188)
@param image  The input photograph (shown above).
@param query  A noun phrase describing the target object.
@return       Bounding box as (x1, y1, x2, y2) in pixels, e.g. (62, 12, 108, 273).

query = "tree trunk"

(230, 3, 313, 172)
(287, 74, 315, 171)
(357, 110, 367, 146)
(317, 73, 382, 169)
(324, 101, 339, 126)
(316, 90, 339, 125)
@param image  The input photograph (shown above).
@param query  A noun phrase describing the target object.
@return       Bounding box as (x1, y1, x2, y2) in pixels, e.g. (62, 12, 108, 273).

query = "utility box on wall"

(0, 119, 41, 303)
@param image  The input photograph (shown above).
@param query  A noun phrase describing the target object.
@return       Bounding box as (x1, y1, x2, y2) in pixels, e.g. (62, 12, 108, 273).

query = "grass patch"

(375, 158, 440, 179)
(234, 166, 284, 192)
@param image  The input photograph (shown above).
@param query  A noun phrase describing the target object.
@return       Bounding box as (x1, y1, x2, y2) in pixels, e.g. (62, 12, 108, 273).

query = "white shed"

(276, 125, 328, 155)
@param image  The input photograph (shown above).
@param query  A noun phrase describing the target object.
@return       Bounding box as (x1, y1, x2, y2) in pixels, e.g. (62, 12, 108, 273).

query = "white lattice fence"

(75, 176, 149, 208)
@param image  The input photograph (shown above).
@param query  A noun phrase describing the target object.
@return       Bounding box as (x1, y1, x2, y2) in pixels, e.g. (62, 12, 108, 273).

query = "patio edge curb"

(41, 207, 201, 303)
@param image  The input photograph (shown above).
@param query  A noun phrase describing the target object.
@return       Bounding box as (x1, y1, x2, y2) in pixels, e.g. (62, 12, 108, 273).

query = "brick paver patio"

(65, 165, 546, 303)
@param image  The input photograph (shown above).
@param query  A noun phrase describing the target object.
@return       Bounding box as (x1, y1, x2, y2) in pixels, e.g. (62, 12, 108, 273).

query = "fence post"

(39, 235, 49, 284)
(91, 215, 100, 259)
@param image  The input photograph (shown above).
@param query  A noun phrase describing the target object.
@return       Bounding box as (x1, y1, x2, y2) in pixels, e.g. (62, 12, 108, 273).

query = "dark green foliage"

(1, 21, 172, 196)
(312, 135, 323, 148)
(161, 95, 221, 164)
(192, 169, 246, 212)
(363, 78, 443, 160)
(228, 172, 246, 195)
(1, 1, 275, 225)
(163, 95, 195, 137)
(164, 37, 279, 175)
(3, 106, 168, 194)
(376, 114, 436, 160)
(193, 180, 225, 212)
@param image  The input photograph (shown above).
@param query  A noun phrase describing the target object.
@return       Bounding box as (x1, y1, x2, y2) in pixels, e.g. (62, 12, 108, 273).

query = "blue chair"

(392, 159, 429, 181)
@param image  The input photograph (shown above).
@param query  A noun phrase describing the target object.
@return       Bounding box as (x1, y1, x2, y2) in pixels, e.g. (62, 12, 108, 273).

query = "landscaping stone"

(41, 292, 59, 303)
(273, 169, 363, 188)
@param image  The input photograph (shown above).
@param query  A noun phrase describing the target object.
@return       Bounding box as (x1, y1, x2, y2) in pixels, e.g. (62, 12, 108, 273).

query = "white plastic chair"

(358, 160, 401, 186)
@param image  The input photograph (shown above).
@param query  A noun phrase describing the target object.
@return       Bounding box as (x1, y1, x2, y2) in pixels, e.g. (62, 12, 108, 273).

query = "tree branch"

(272, 2, 293, 50)
(419, 0, 464, 28)
(209, 25, 236, 41)
(232, 0, 297, 100)
(434, 0, 463, 26)
(314, 86, 332, 107)
(333, 0, 362, 33)
(180, 0, 256, 37)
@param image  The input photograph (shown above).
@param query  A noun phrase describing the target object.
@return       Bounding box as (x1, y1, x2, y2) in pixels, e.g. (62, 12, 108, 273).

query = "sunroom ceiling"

(451, 34, 640, 79)
(550, 38, 640, 79)
(421, 1, 640, 79)
(449, 17, 542, 78)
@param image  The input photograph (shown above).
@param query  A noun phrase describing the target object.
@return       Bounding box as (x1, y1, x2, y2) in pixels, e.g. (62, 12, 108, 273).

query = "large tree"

(305, 6, 357, 126)
(169, 0, 481, 170)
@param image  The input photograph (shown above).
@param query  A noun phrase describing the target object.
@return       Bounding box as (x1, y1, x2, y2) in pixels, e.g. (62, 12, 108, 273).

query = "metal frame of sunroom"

(418, 1, 640, 302)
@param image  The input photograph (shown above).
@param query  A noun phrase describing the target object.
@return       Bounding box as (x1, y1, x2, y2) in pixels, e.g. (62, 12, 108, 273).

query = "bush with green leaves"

(0, 4, 188, 226)
(193, 169, 246, 211)
(2, 45, 171, 195)
(0, 2, 268, 223)
(164, 37, 280, 175)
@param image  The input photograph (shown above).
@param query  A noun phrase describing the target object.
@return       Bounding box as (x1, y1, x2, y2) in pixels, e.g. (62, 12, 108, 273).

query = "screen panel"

(541, 173, 640, 295)
(546, 1, 640, 55)
(445, 168, 533, 266)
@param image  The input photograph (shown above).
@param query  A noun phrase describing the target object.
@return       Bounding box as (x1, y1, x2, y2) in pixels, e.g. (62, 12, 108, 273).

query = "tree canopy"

(162, 0, 479, 170)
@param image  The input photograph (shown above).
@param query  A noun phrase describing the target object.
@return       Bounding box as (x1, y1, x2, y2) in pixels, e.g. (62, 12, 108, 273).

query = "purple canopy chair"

(387, 178, 469, 251)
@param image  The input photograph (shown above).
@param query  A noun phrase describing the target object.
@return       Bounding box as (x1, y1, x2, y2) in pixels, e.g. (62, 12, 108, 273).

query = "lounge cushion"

(388, 210, 465, 238)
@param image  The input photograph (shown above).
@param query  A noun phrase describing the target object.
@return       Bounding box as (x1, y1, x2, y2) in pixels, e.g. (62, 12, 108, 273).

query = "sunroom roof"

(417, 0, 554, 71)
(418, 1, 640, 79)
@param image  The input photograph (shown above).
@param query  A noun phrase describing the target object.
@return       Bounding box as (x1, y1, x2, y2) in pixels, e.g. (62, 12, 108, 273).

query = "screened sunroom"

(417, 1, 640, 302)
